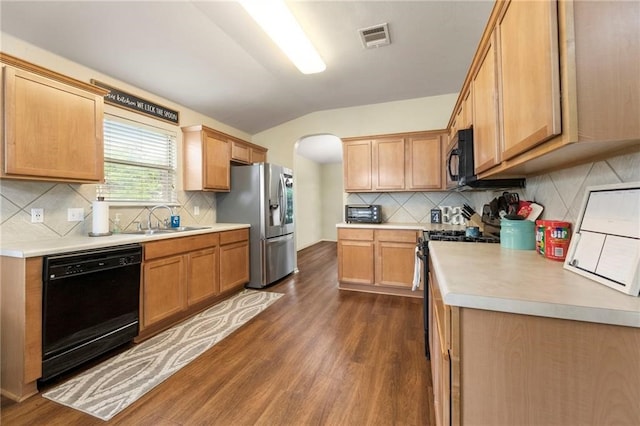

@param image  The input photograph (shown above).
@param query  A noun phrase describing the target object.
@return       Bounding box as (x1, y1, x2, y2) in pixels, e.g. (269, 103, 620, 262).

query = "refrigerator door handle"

(280, 174, 287, 226)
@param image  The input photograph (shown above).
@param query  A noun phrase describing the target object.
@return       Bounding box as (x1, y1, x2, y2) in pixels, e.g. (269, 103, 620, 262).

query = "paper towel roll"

(92, 200, 110, 235)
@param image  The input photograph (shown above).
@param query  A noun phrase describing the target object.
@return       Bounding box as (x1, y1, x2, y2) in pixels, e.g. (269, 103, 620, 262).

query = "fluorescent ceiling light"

(239, 0, 326, 74)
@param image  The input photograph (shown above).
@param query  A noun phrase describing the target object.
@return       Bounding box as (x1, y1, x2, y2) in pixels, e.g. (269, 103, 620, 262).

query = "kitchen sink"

(121, 226, 211, 235)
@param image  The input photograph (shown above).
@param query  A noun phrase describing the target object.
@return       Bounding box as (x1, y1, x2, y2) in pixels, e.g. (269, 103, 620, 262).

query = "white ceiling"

(0, 1, 493, 135)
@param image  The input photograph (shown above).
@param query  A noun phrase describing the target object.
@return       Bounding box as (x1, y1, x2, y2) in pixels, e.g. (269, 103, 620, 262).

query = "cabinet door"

(374, 230, 417, 288)
(498, 0, 561, 161)
(373, 137, 405, 190)
(231, 140, 250, 164)
(337, 239, 375, 285)
(187, 247, 219, 306)
(220, 240, 249, 293)
(406, 134, 442, 190)
(203, 133, 230, 191)
(250, 148, 266, 164)
(343, 140, 372, 191)
(142, 255, 187, 328)
(461, 88, 473, 129)
(473, 31, 501, 174)
(3, 67, 103, 182)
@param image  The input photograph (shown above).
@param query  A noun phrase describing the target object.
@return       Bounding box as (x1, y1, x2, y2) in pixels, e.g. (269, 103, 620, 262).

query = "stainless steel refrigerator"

(217, 163, 296, 289)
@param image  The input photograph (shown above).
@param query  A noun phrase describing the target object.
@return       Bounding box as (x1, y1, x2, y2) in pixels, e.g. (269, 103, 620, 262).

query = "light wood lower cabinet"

(143, 255, 187, 327)
(219, 228, 250, 293)
(187, 247, 219, 306)
(0, 256, 42, 402)
(338, 228, 419, 297)
(374, 230, 417, 289)
(428, 258, 640, 426)
(337, 228, 375, 285)
(139, 230, 248, 340)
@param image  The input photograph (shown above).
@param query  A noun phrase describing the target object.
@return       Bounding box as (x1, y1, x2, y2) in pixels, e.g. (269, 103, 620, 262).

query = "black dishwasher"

(41, 244, 142, 381)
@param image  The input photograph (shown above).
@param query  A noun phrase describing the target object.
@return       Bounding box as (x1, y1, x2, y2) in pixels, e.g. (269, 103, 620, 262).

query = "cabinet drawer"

(338, 228, 374, 241)
(220, 228, 249, 245)
(144, 233, 219, 260)
(375, 229, 418, 243)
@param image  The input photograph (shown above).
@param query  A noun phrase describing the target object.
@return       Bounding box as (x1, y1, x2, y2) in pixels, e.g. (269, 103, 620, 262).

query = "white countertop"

(429, 241, 640, 328)
(0, 223, 250, 258)
(337, 222, 466, 231)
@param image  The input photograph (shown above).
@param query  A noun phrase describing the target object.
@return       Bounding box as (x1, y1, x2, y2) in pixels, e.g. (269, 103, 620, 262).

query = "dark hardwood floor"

(2, 241, 435, 425)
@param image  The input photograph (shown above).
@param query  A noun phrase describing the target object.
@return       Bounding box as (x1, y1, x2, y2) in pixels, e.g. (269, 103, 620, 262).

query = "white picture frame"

(564, 182, 640, 296)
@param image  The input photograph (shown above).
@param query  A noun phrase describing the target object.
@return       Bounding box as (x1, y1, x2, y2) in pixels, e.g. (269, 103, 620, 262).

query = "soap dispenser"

(170, 208, 180, 228)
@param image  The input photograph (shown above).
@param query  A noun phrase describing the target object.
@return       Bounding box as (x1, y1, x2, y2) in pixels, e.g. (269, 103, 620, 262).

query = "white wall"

(320, 163, 344, 242)
(293, 155, 323, 250)
(251, 94, 457, 169)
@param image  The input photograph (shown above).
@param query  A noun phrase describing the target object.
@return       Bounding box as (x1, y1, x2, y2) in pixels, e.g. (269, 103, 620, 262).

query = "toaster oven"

(345, 204, 382, 224)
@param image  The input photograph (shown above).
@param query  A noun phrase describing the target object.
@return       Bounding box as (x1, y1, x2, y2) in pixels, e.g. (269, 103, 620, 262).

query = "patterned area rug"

(42, 289, 283, 421)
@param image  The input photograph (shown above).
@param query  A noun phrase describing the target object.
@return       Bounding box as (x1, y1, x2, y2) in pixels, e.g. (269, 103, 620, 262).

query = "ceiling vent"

(359, 23, 390, 49)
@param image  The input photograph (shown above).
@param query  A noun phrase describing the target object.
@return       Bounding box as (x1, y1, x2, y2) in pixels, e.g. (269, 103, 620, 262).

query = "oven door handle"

(447, 148, 460, 182)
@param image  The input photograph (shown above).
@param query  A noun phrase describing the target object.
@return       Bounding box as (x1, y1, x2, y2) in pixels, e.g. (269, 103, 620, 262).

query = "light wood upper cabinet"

(406, 134, 442, 190)
(182, 125, 230, 191)
(230, 139, 268, 165)
(447, 0, 639, 180)
(250, 147, 267, 164)
(204, 134, 231, 190)
(472, 31, 501, 174)
(343, 139, 373, 191)
(183, 125, 267, 191)
(231, 140, 250, 164)
(1, 64, 105, 183)
(343, 131, 446, 192)
(498, 0, 561, 161)
(372, 137, 405, 190)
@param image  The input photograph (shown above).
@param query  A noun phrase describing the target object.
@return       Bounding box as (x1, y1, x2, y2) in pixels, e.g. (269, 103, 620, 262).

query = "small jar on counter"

(536, 220, 572, 261)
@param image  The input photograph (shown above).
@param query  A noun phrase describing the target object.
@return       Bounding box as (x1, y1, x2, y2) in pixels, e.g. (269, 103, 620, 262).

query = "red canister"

(536, 220, 571, 261)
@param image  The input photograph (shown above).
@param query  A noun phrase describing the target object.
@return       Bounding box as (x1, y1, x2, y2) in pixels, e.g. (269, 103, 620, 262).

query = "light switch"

(68, 207, 85, 221)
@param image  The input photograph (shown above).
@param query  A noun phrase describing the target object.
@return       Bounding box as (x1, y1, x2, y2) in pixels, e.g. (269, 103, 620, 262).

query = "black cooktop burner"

(423, 229, 500, 244)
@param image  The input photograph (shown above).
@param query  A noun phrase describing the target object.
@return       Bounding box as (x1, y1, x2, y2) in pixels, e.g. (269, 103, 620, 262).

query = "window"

(101, 115, 177, 203)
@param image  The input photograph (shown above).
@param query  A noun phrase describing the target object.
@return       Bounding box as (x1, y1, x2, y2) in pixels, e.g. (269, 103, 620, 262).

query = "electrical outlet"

(194, 206, 200, 216)
(68, 207, 85, 222)
(31, 208, 44, 223)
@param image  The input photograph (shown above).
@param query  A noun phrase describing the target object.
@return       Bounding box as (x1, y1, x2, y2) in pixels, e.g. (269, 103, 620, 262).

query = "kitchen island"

(428, 241, 640, 426)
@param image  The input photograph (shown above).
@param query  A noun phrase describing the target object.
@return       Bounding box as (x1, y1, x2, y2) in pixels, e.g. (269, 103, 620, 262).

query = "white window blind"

(102, 115, 177, 203)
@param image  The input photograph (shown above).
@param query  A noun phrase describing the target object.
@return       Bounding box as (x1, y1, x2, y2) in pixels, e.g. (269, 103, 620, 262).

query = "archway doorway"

(294, 134, 343, 250)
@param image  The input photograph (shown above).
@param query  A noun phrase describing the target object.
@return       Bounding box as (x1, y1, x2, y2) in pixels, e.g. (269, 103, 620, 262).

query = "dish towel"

(412, 246, 421, 291)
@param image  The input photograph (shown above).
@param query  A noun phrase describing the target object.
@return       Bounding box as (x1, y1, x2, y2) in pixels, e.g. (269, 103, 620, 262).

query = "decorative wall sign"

(91, 80, 179, 125)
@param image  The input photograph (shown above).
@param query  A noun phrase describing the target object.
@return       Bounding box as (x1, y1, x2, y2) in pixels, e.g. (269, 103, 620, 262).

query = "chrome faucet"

(147, 205, 173, 229)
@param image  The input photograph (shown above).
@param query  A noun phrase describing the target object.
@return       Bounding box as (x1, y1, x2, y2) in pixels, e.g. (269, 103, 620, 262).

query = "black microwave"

(345, 204, 382, 223)
(446, 128, 525, 191)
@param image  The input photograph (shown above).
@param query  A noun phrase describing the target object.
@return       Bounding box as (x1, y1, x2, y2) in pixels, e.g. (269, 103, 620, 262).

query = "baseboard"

(297, 239, 337, 251)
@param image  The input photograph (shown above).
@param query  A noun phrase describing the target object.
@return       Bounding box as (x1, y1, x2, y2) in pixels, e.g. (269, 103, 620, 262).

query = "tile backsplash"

(1, 150, 638, 244)
(0, 181, 216, 244)
(346, 150, 640, 227)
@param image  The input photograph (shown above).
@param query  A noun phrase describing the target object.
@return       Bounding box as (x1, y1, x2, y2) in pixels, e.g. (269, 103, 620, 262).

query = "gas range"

(422, 229, 500, 245)
(417, 229, 499, 361)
